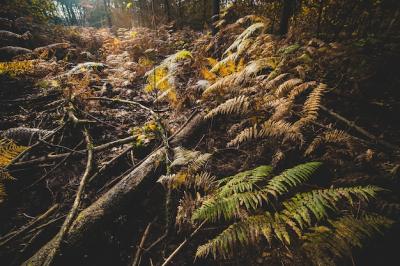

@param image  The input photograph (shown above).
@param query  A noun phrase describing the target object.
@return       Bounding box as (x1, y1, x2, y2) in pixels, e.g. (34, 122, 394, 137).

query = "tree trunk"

(164, 0, 171, 22)
(23, 113, 207, 266)
(279, 0, 293, 35)
(211, 0, 220, 35)
(316, 0, 325, 36)
(103, 0, 112, 28)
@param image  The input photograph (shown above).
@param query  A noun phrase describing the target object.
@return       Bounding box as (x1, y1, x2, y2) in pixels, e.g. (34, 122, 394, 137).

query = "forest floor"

(0, 16, 400, 266)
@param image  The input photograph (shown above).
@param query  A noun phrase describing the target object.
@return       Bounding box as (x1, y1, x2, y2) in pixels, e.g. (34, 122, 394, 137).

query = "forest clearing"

(0, 0, 399, 265)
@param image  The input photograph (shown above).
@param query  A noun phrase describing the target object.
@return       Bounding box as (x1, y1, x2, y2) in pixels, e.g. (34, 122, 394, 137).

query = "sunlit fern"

(157, 147, 213, 189)
(223, 22, 267, 57)
(192, 163, 320, 223)
(203, 59, 270, 98)
(144, 50, 193, 106)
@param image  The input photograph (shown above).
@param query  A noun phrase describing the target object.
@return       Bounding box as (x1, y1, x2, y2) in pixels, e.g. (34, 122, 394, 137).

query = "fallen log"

(23, 112, 206, 265)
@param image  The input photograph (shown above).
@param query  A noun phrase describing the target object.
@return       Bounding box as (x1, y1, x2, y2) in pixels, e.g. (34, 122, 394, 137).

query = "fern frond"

(187, 153, 212, 174)
(302, 214, 393, 265)
(188, 172, 216, 192)
(224, 22, 266, 56)
(0, 138, 26, 203)
(217, 165, 273, 197)
(282, 186, 381, 228)
(228, 120, 302, 147)
(204, 59, 270, 98)
(288, 81, 317, 100)
(193, 166, 272, 222)
(263, 162, 322, 199)
(195, 185, 382, 259)
(196, 214, 273, 259)
(305, 130, 353, 156)
(227, 124, 258, 147)
(275, 78, 303, 97)
(269, 98, 294, 121)
(262, 73, 289, 93)
(294, 83, 327, 128)
(205, 96, 250, 120)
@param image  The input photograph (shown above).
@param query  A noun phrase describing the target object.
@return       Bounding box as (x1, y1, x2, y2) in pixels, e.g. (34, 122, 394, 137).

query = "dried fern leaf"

(204, 96, 250, 120)
(288, 81, 317, 100)
(305, 129, 353, 156)
(275, 78, 303, 97)
(293, 83, 327, 128)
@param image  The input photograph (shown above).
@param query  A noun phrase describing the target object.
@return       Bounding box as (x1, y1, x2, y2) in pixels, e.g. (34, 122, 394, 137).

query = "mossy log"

(23, 112, 206, 265)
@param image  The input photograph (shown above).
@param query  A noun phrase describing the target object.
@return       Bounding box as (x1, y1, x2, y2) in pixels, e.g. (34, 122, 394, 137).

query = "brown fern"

(275, 78, 303, 97)
(293, 83, 327, 128)
(305, 129, 354, 156)
(228, 120, 303, 147)
(205, 96, 250, 120)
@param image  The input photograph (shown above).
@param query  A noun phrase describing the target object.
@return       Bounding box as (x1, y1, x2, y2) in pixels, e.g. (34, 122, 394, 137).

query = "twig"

(24, 140, 84, 190)
(11, 136, 136, 168)
(86, 97, 158, 117)
(161, 220, 207, 266)
(143, 233, 167, 253)
(89, 145, 133, 183)
(42, 129, 94, 266)
(38, 139, 84, 153)
(5, 124, 65, 169)
(0, 204, 59, 247)
(320, 105, 399, 151)
(132, 218, 157, 266)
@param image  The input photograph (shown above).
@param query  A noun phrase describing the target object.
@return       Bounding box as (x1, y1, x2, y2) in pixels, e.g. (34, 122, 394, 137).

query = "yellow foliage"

(144, 67, 169, 92)
(175, 50, 193, 60)
(0, 61, 34, 77)
(0, 138, 26, 202)
(144, 50, 193, 107)
(201, 67, 217, 82)
(130, 31, 138, 38)
(0, 138, 26, 167)
(138, 57, 154, 67)
(207, 57, 218, 67)
(131, 120, 160, 148)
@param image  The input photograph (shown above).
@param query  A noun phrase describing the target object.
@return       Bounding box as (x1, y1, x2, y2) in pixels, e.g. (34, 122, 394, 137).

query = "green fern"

(263, 162, 322, 198)
(195, 185, 382, 259)
(193, 163, 320, 223)
(193, 161, 385, 260)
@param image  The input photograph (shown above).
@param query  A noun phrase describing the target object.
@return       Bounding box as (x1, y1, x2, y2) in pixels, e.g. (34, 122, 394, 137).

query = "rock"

(0, 18, 13, 30)
(0, 46, 32, 61)
(34, 42, 71, 59)
(0, 30, 31, 47)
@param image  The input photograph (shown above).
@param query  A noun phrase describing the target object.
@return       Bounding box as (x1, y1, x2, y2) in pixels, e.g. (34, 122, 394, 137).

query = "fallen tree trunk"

(23, 112, 206, 265)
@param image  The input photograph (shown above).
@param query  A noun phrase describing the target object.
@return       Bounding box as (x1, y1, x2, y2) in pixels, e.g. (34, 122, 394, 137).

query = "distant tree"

(279, 0, 294, 35)
(212, 0, 220, 35)
(164, 0, 171, 22)
(103, 0, 112, 27)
